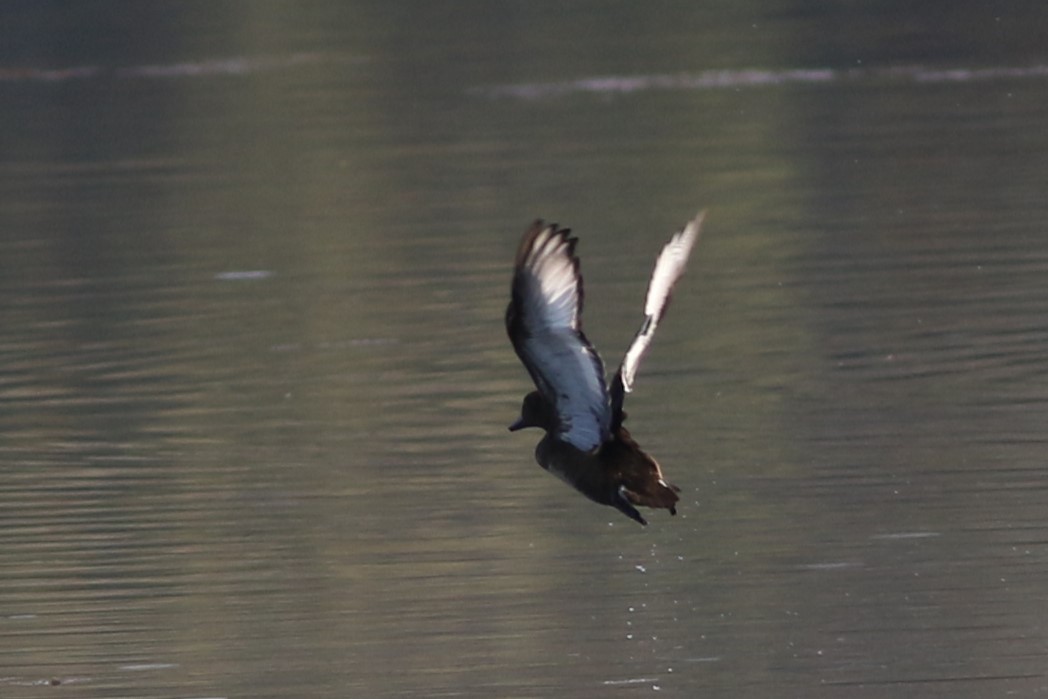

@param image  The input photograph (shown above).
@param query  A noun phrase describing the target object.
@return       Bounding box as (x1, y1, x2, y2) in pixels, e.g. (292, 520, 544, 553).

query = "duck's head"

(508, 391, 556, 432)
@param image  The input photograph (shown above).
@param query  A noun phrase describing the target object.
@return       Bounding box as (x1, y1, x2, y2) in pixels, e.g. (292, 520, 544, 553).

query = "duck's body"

(506, 212, 704, 525)
(537, 417, 680, 524)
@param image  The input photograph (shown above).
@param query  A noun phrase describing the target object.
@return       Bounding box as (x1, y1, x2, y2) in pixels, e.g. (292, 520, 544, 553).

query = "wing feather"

(610, 211, 704, 421)
(506, 221, 611, 450)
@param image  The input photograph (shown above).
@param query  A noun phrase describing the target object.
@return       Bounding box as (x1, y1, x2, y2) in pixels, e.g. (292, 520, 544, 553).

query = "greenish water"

(2, 3, 1048, 697)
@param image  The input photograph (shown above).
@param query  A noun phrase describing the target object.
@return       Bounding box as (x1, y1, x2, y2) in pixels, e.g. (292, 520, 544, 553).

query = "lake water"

(2, 3, 1048, 698)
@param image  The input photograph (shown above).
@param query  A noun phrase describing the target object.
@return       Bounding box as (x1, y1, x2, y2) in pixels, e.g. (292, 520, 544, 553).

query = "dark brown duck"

(506, 212, 704, 525)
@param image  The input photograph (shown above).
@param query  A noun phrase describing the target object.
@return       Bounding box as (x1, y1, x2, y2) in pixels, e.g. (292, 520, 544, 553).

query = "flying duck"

(506, 211, 704, 525)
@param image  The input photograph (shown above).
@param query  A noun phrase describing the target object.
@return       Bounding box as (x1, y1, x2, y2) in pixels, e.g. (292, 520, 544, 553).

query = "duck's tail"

(603, 427, 682, 525)
(623, 476, 681, 513)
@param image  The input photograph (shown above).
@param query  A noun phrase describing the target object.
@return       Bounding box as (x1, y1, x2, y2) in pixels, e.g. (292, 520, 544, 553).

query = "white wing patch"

(618, 211, 704, 394)
(509, 223, 611, 450)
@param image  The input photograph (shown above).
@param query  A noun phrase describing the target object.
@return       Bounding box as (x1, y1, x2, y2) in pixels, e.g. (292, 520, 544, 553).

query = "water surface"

(2, 3, 1048, 697)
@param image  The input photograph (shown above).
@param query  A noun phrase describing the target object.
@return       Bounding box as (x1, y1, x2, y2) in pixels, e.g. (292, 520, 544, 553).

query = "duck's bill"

(508, 416, 526, 431)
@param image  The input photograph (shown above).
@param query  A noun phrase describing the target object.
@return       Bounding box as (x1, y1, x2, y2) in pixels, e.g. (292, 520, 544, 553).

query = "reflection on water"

(2, 3, 1048, 698)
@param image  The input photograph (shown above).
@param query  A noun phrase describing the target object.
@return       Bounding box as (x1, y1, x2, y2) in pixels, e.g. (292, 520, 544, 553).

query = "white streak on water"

(603, 678, 661, 685)
(797, 561, 862, 570)
(0, 53, 363, 83)
(214, 270, 273, 281)
(471, 64, 1048, 99)
(870, 531, 942, 540)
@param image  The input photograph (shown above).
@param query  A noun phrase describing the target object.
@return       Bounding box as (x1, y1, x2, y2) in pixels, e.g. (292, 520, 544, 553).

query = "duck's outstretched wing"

(506, 221, 611, 451)
(610, 211, 704, 425)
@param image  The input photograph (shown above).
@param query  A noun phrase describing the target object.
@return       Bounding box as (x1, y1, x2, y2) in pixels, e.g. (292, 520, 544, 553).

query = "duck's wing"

(610, 211, 704, 424)
(506, 221, 611, 451)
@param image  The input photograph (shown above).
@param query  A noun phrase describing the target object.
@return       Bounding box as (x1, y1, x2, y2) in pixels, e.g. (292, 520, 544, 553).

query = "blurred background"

(2, 2, 1047, 697)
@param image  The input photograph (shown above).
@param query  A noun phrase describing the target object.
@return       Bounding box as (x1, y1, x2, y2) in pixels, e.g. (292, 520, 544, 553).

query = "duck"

(506, 211, 704, 525)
